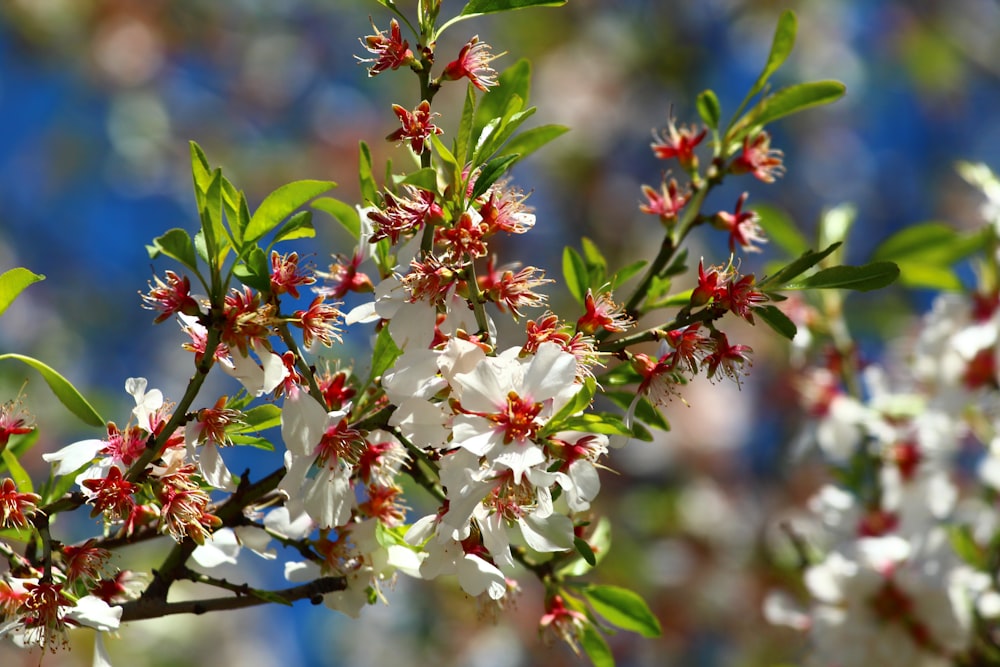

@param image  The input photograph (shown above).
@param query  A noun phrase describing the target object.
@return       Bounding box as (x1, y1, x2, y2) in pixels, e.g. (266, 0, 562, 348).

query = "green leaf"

(753, 204, 810, 258)
(359, 141, 377, 204)
(475, 107, 536, 166)
(580, 237, 608, 280)
(580, 623, 615, 667)
(147, 228, 200, 272)
(221, 177, 247, 246)
(749, 10, 797, 98)
(872, 222, 986, 266)
(611, 260, 648, 288)
(471, 154, 520, 200)
(889, 261, 962, 291)
(0, 354, 104, 427)
(474, 60, 531, 135)
(232, 246, 271, 292)
(541, 377, 596, 437)
(583, 585, 662, 638)
(0, 268, 44, 317)
(574, 536, 597, 566)
(273, 210, 316, 244)
(245, 180, 336, 244)
(562, 246, 589, 304)
(460, 0, 566, 15)
(497, 124, 569, 161)
(784, 261, 900, 292)
(746, 80, 846, 128)
(457, 84, 477, 164)
(370, 326, 402, 382)
(696, 89, 721, 130)
(560, 413, 632, 437)
(948, 524, 986, 569)
(559, 516, 611, 576)
(394, 168, 440, 193)
(237, 404, 282, 433)
(313, 197, 361, 241)
(756, 304, 798, 340)
(759, 243, 841, 289)
(2, 449, 32, 493)
(227, 434, 276, 450)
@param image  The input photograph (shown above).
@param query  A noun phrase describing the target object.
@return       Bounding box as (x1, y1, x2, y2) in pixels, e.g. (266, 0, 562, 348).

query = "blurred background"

(1, 0, 999, 665)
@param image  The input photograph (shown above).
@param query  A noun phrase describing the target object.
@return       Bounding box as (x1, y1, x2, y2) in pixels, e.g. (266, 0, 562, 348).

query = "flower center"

(493, 391, 543, 444)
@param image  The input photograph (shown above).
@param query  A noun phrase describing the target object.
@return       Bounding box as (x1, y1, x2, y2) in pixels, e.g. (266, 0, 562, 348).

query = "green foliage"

(0, 354, 103, 427)
(754, 205, 810, 258)
(313, 197, 362, 241)
(582, 584, 663, 638)
(460, 0, 566, 16)
(696, 90, 721, 130)
(756, 304, 798, 340)
(871, 222, 986, 290)
(245, 180, 337, 245)
(783, 262, 900, 292)
(0, 268, 44, 317)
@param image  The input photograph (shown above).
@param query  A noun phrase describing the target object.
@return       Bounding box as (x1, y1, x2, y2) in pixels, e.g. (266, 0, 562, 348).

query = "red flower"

(357, 19, 414, 76)
(731, 131, 785, 183)
(82, 465, 137, 522)
(704, 331, 753, 384)
(442, 36, 502, 92)
(639, 178, 690, 224)
(293, 296, 342, 349)
(716, 192, 767, 254)
(0, 477, 41, 529)
(270, 251, 315, 299)
(141, 270, 200, 323)
(576, 289, 632, 335)
(386, 100, 443, 155)
(651, 114, 706, 171)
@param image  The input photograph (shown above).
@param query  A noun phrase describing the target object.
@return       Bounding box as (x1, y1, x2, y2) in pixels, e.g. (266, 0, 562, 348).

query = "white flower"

(451, 342, 580, 482)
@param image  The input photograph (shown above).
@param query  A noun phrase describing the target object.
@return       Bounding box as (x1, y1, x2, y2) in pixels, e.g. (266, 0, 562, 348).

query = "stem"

(276, 321, 326, 407)
(119, 576, 346, 622)
(462, 260, 492, 341)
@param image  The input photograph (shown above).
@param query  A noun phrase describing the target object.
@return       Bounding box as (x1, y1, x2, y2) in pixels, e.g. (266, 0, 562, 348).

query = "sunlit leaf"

(0, 268, 44, 317)
(0, 354, 103, 427)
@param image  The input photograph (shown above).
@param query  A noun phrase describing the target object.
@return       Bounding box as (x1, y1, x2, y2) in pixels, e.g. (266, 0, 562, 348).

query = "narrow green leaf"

(233, 247, 271, 292)
(872, 222, 986, 266)
(580, 237, 608, 278)
(747, 80, 846, 128)
(476, 107, 536, 165)
(580, 624, 615, 667)
(758, 243, 842, 289)
(784, 261, 900, 292)
(560, 413, 632, 437)
(497, 124, 569, 161)
(313, 197, 361, 241)
(890, 261, 962, 291)
(562, 247, 589, 304)
(558, 517, 612, 576)
(370, 326, 402, 382)
(394, 168, 440, 193)
(471, 154, 519, 200)
(189, 141, 213, 209)
(756, 304, 798, 340)
(583, 585, 662, 638)
(474, 60, 531, 136)
(227, 434, 276, 450)
(0, 354, 103, 427)
(611, 260, 648, 288)
(220, 176, 245, 246)
(359, 141, 377, 204)
(949, 525, 986, 569)
(273, 210, 316, 244)
(574, 536, 597, 566)
(457, 84, 477, 164)
(749, 10, 797, 98)
(245, 180, 336, 244)
(1, 449, 32, 493)
(753, 204, 810, 258)
(0, 268, 44, 317)
(238, 404, 282, 432)
(696, 89, 721, 130)
(147, 228, 200, 272)
(461, 0, 566, 15)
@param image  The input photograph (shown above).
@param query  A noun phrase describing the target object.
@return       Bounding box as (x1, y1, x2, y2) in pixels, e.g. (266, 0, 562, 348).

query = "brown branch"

(118, 576, 346, 622)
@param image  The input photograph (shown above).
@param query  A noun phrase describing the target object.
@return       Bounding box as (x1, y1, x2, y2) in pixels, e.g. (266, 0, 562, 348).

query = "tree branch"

(118, 576, 346, 622)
